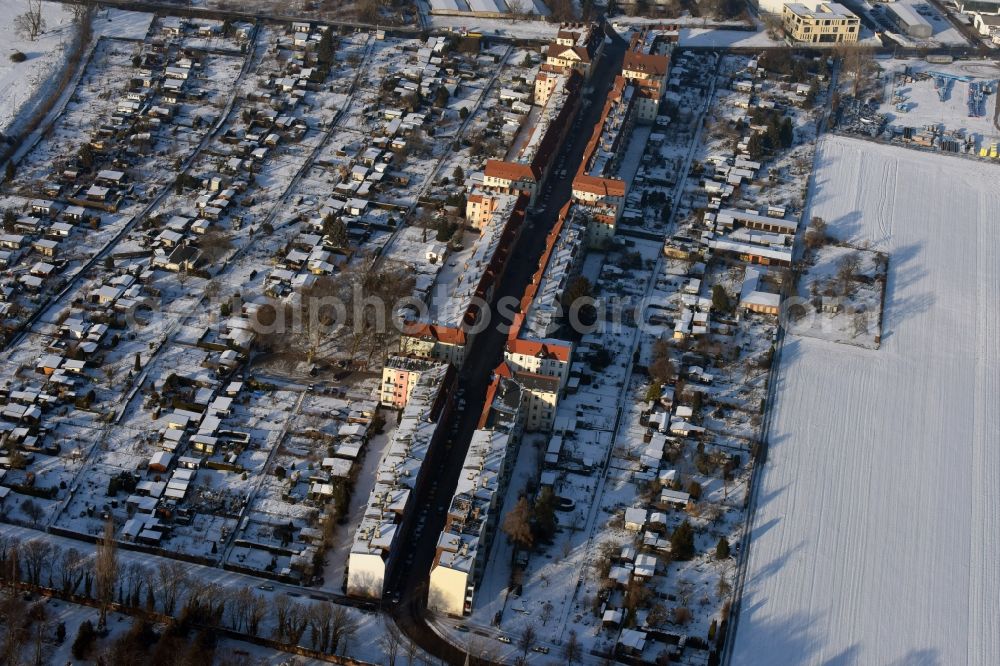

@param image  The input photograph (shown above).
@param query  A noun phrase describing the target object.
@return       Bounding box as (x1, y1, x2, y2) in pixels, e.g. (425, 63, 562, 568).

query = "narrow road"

(384, 21, 629, 665)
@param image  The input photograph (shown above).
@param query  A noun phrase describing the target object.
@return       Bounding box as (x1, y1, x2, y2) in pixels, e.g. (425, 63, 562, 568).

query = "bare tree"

(836, 252, 862, 293)
(273, 595, 291, 643)
(122, 561, 147, 608)
(805, 216, 828, 250)
(835, 44, 875, 97)
(563, 629, 581, 664)
(14, 0, 46, 42)
(518, 624, 536, 659)
(21, 500, 43, 524)
(356, 0, 381, 23)
(284, 602, 309, 646)
(403, 635, 419, 666)
(28, 601, 47, 665)
(717, 573, 732, 599)
(197, 230, 234, 265)
(247, 592, 267, 637)
(58, 547, 86, 595)
(20, 539, 50, 587)
(225, 587, 248, 633)
(852, 310, 869, 338)
(506, 0, 529, 20)
(94, 518, 118, 628)
(0, 595, 28, 664)
(540, 601, 554, 626)
(330, 604, 359, 656)
(377, 620, 401, 666)
(156, 561, 187, 615)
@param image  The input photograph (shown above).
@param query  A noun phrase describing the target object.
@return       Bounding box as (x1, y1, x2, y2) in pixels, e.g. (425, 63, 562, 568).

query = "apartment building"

(465, 192, 503, 231)
(782, 3, 860, 43)
(504, 315, 572, 434)
(347, 363, 455, 598)
(519, 207, 587, 341)
(428, 375, 523, 616)
(572, 76, 636, 245)
(621, 33, 671, 124)
(399, 322, 467, 367)
(507, 366, 560, 432)
(404, 194, 526, 370)
(482, 161, 541, 203)
(544, 23, 605, 80)
(534, 67, 564, 106)
(379, 355, 448, 409)
(481, 69, 581, 205)
(497, 207, 582, 433)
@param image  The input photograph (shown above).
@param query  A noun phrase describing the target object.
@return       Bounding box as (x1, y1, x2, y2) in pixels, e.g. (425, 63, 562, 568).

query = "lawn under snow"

(0, 0, 75, 136)
(733, 135, 1000, 665)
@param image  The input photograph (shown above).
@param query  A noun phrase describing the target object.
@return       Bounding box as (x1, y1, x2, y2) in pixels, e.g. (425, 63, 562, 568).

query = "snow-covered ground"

(678, 28, 782, 48)
(790, 243, 886, 349)
(421, 5, 559, 40)
(734, 135, 1000, 665)
(0, 0, 74, 136)
(875, 58, 1000, 147)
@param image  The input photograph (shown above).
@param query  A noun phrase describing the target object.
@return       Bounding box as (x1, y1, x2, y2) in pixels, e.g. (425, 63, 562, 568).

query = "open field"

(734, 135, 1000, 665)
(0, 0, 75, 136)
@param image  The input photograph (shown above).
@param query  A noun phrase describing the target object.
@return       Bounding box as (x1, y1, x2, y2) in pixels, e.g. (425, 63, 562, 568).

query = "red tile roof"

(402, 322, 466, 346)
(572, 174, 626, 197)
(623, 51, 670, 79)
(546, 44, 592, 65)
(506, 337, 572, 363)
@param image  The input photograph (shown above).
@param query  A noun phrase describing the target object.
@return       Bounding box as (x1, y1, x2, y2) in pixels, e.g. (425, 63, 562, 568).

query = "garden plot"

(733, 135, 1000, 665)
(789, 240, 887, 349)
(14, 40, 239, 185)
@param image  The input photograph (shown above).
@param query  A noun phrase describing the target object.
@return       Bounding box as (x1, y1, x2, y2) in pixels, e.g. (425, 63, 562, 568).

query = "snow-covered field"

(734, 135, 1000, 665)
(0, 0, 74, 136)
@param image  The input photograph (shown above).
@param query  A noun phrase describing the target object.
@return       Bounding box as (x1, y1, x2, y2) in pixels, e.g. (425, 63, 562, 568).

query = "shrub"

(9, 52, 26, 63)
(72, 621, 96, 660)
(716, 537, 731, 560)
(670, 520, 696, 560)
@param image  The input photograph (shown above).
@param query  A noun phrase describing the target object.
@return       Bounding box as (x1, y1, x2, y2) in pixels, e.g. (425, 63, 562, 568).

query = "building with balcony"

(428, 375, 524, 615)
(347, 364, 456, 598)
(782, 3, 860, 43)
(379, 355, 448, 409)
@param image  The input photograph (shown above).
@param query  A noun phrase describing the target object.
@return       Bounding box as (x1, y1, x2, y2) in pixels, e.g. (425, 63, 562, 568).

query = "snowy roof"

(624, 506, 648, 528)
(351, 364, 450, 558)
